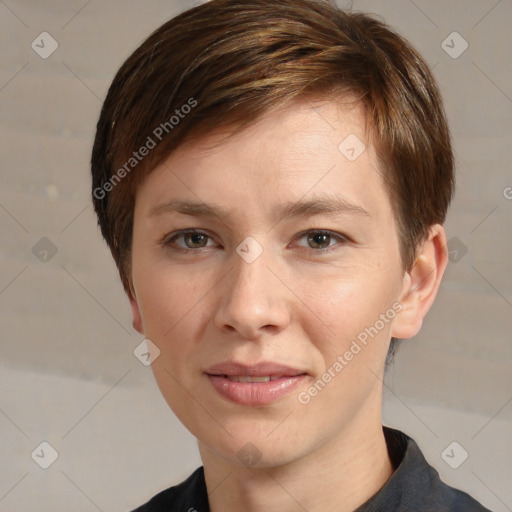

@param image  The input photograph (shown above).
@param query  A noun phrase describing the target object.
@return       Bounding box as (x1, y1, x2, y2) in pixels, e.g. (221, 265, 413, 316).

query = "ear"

(129, 288, 144, 334)
(391, 224, 449, 339)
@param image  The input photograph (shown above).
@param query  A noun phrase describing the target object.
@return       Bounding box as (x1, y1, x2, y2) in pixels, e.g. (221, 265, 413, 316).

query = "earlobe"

(129, 292, 144, 334)
(391, 224, 448, 339)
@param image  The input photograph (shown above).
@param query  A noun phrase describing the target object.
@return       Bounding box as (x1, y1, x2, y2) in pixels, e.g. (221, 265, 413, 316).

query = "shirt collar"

(354, 426, 435, 511)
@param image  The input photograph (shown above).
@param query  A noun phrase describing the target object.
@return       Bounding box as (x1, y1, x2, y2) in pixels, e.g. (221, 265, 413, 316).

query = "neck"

(200, 414, 394, 512)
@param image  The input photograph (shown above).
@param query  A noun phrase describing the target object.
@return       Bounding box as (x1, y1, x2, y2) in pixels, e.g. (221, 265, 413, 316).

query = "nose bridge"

(231, 246, 269, 300)
(214, 240, 290, 338)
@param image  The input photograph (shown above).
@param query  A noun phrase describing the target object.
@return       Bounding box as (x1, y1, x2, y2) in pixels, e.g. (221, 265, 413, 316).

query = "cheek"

(133, 264, 217, 390)
(135, 262, 206, 332)
(136, 268, 207, 412)
(294, 265, 400, 359)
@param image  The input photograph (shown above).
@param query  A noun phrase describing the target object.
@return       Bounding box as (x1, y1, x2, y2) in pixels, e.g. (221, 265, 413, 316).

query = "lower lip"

(206, 374, 306, 406)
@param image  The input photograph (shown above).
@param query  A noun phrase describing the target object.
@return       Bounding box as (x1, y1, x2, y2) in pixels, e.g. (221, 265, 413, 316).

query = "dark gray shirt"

(132, 426, 492, 511)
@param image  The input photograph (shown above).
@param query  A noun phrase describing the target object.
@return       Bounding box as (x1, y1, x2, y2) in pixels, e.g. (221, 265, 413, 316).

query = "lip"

(205, 361, 307, 406)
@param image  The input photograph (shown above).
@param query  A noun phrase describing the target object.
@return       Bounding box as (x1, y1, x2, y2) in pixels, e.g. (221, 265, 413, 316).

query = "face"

(129, 98, 413, 468)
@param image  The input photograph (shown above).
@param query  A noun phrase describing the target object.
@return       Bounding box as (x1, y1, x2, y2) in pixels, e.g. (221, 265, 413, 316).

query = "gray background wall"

(0, 0, 510, 510)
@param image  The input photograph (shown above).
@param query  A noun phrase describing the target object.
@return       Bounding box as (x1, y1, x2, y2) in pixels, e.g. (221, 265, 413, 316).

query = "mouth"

(221, 375, 286, 382)
(205, 362, 308, 406)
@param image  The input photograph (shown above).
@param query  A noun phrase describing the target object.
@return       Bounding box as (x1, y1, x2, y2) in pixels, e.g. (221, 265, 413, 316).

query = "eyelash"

(160, 228, 351, 255)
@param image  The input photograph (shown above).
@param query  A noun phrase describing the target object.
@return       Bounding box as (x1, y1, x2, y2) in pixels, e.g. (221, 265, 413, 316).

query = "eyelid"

(294, 228, 351, 243)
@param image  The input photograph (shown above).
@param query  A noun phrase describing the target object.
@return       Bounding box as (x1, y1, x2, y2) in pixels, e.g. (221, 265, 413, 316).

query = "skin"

(129, 97, 448, 512)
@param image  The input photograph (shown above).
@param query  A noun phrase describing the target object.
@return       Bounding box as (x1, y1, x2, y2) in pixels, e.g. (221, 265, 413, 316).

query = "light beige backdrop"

(0, 0, 511, 510)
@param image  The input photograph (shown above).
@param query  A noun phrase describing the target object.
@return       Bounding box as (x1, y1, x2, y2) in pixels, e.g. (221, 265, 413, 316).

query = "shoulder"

(130, 467, 208, 512)
(427, 477, 493, 512)
(417, 453, 492, 512)
(375, 427, 493, 512)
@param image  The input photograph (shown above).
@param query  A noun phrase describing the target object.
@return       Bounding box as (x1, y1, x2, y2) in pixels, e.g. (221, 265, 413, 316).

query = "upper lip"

(206, 362, 306, 377)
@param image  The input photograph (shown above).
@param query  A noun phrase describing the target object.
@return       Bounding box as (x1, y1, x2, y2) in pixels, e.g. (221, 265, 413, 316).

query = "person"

(90, 0, 492, 510)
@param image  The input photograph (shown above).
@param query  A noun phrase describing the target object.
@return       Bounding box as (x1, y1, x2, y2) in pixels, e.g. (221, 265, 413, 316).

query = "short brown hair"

(92, 0, 454, 302)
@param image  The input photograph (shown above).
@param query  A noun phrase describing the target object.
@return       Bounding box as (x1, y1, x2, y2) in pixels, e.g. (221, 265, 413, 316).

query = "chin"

(197, 420, 309, 470)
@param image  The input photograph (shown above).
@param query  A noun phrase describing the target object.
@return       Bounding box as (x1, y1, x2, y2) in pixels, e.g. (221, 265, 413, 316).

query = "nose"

(213, 245, 291, 340)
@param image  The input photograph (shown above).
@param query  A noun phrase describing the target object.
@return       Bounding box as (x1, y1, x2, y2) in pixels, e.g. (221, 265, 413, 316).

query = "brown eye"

(183, 232, 209, 248)
(162, 230, 215, 251)
(294, 229, 350, 253)
(306, 232, 332, 249)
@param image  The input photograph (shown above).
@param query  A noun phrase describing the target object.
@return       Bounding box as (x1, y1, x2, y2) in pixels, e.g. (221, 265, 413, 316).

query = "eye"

(161, 228, 350, 254)
(162, 229, 216, 250)
(295, 230, 349, 252)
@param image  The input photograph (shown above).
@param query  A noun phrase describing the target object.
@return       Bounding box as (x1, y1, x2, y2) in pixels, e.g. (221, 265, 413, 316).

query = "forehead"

(173, 97, 372, 169)
(136, 97, 390, 224)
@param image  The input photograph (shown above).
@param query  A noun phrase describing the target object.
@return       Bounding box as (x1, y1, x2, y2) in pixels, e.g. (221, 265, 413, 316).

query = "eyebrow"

(150, 196, 370, 221)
